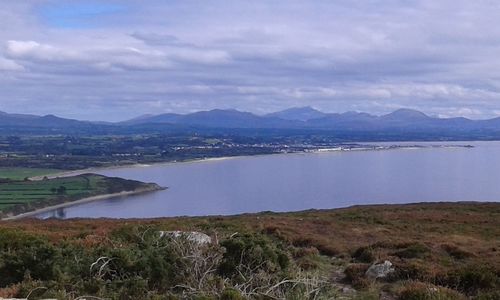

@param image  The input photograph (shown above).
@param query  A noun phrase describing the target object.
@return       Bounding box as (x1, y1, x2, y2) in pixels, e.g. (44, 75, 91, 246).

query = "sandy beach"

(28, 156, 238, 181)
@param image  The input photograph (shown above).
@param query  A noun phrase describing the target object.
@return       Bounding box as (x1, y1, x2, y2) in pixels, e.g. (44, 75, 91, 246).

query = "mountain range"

(0, 111, 92, 127)
(118, 106, 500, 132)
(2, 107, 500, 137)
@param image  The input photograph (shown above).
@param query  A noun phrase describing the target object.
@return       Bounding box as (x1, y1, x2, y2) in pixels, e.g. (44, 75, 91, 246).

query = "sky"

(1, 1, 500, 121)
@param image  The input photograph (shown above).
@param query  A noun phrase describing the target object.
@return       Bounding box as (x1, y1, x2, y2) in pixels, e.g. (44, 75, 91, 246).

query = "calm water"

(37, 141, 500, 219)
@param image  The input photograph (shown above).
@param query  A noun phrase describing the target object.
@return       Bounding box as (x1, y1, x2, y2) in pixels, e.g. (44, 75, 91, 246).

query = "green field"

(0, 175, 104, 211)
(0, 167, 61, 180)
(0, 174, 155, 217)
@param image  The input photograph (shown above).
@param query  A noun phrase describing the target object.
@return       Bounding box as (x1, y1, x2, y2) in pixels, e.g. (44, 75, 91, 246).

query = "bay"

(37, 141, 500, 219)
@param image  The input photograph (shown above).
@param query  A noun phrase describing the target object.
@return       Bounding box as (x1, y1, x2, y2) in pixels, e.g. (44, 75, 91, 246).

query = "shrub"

(344, 263, 370, 288)
(353, 289, 380, 300)
(291, 236, 316, 248)
(389, 261, 434, 282)
(292, 246, 329, 271)
(440, 244, 474, 260)
(216, 234, 337, 298)
(398, 281, 466, 300)
(220, 288, 244, 300)
(314, 243, 339, 256)
(0, 283, 20, 298)
(444, 265, 499, 295)
(218, 234, 289, 278)
(476, 290, 500, 300)
(290, 237, 339, 256)
(261, 225, 282, 237)
(352, 246, 376, 263)
(0, 229, 59, 287)
(393, 243, 430, 259)
(106, 277, 150, 300)
(192, 296, 216, 300)
(292, 246, 320, 259)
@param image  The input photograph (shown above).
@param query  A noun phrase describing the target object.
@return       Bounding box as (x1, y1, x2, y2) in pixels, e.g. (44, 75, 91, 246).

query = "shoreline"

(28, 156, 239, 180)
(29, 142, 475, 180)
(1, 185, 165, 221)
(5, 142, 479, 220)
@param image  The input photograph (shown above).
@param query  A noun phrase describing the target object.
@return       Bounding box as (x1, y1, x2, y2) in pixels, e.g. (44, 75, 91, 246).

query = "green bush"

(218, 234, 289, 278)
(220, 288, 244, 300)
(0, 229, 58, 287)
(444, 265, 499, 295)
(293, 246, 325, 270)
(0, 226, 338, 298)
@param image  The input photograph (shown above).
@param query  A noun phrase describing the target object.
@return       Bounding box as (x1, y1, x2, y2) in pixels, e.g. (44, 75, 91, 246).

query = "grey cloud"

(0, 56, 24, 71)
(1, 0, 500, 121)
(130, 32, 195, 47)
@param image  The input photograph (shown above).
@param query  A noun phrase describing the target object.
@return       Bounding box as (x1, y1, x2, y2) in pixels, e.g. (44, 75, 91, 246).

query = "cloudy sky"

(1, 1, 500, 121)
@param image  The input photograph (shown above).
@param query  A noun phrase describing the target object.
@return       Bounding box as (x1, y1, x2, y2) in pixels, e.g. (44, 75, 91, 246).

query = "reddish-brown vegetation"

(0, 202, 498, 299)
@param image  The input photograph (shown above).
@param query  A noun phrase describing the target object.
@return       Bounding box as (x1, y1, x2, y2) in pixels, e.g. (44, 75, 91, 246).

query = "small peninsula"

(0, 173, 164, 220)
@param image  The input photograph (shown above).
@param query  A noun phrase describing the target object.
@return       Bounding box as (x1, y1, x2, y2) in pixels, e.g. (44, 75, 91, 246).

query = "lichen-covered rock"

(159, 231, 212, 244)
(365, 260, 394, 279)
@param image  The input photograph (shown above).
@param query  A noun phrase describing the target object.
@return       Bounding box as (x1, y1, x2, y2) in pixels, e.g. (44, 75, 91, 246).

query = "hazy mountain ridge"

(3, 108, 500, 137)
(0, 111, 91, 127)
(120, 109, 303, 128)
(120, 107, 500, 132)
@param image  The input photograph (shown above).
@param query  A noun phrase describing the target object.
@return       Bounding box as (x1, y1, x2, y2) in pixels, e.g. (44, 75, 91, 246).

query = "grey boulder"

(365, 260, 394, 279)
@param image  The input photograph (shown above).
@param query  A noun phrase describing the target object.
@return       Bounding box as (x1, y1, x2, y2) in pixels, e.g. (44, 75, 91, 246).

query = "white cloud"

(0, 56, 24, 71)
(6, 40, 83, 62)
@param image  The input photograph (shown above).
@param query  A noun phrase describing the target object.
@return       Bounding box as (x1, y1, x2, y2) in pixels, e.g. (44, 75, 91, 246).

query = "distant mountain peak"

(382, 108, 430, 120)
(131, 114, 154, 120)
(206, 108, 244, 113)
(191, 109, 255, 118)
(42, 114, 58, 118)
(266, 106, 325, 121)
(341, 111, 372, 117)
(293, 105, 316, 110)
(280, 106, 319, 113)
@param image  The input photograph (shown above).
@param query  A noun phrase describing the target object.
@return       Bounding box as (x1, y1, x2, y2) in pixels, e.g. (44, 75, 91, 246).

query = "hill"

(0, 202, 498, 299)
(265, 106, 326, 121)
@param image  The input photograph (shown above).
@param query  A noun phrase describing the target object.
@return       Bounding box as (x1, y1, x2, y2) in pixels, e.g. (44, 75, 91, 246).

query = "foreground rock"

(365, 260, 394, 279)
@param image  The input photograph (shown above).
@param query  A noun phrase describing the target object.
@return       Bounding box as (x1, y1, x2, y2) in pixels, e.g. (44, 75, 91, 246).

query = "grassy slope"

(0, 202, 498, 299)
